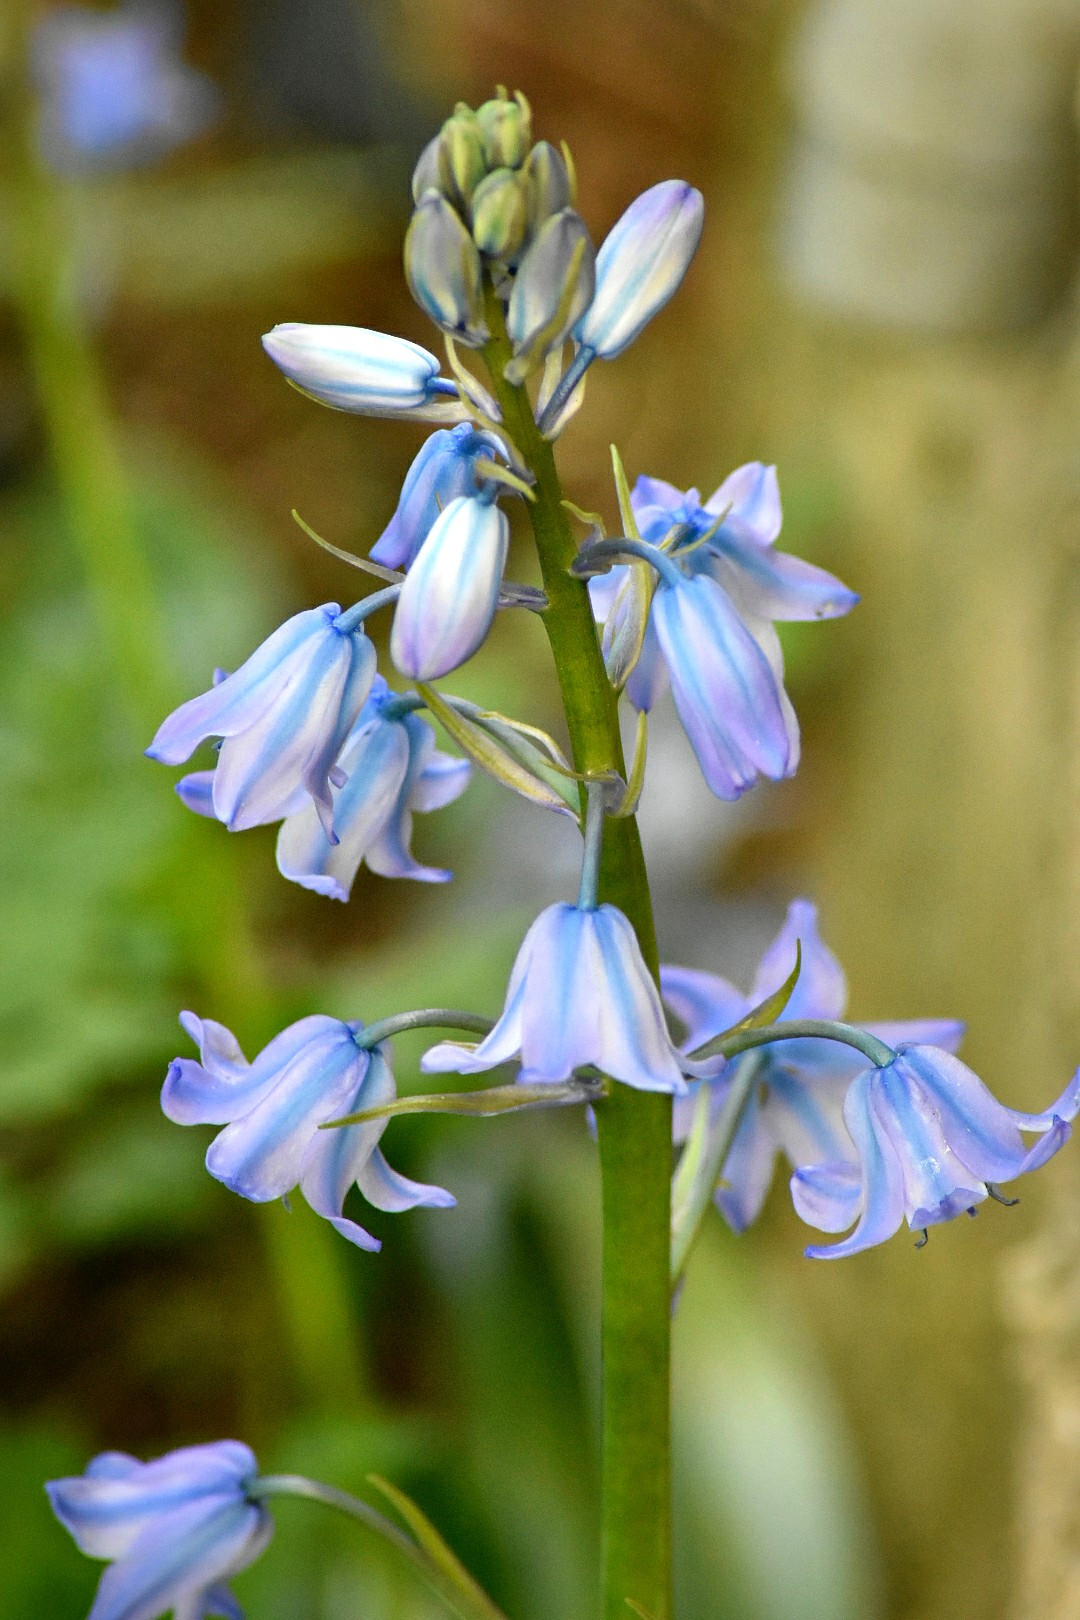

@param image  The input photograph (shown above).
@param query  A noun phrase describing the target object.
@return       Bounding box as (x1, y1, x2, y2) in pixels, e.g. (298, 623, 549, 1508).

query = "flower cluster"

(665, 901, 1080, 1255)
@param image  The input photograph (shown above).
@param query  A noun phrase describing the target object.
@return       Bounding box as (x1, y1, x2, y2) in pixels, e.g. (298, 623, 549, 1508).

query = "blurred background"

(4, 1, 1080, 1616)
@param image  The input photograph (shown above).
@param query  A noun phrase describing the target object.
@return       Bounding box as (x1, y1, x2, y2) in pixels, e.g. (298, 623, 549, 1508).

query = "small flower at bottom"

(47, 1440, 271, 1620)
(792, 1046, 1080, 1259)
(421, 902, 688, 1092)
(148, 604, 376, 833)
(275, 676, 470, 899)
(162, 1013, 455, 1248)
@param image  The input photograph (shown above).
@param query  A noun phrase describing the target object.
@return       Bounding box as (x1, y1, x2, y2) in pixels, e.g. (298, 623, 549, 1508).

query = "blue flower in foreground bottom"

(47, 1440, 270, 1620)
(792, 1046, 1080, 1259)
(148, 605, 376, 833)
(422, 902, 688, 1093)
(163, 1014, 454, 1248)
(275, 677, 470, 899)
(662, 900, 964, 1230)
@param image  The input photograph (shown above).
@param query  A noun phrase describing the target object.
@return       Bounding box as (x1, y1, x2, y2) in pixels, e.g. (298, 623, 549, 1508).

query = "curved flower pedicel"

(148, 604, 376, 833)
(261, 323, 465, 422)
(276, 676, 470, 899)
(663, 899, 964, 1230)
(47, 1441, 271, 1620)
(162, 1013, 455, 1248)
(422, 901, 687, 1094)
(390, 492, 509, 680)
(589, 463, 857, 798)
(793, 1048, 1080, 1259)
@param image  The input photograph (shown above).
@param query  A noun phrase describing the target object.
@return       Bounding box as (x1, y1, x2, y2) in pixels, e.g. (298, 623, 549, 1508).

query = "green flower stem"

(356, 1008, 495, 1049)
(694, 1018, 895, 1069)
(670, 1053, 762, 1288)
(483, 301, 672, 1620)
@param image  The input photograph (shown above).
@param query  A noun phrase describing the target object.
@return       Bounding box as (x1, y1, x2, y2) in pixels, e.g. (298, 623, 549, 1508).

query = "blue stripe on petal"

(803, 1070, 905, 1258)
(390, 496, 508, 680)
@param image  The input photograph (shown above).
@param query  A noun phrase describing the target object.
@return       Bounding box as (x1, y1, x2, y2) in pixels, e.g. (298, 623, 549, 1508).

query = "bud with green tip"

(524, 140, 573, 228)
(442, 112, 486, 205)
(476, 91, 531, 169)
(470, 166, 530, 260)
(405, 192, 489, 346)
(505, 209, 595, 383)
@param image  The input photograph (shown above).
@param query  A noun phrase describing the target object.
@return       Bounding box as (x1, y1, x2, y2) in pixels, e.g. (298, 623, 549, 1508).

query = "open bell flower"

(422, 902, 688, 1093)
(148, 605, 376, 834)
(47, 1441, 271, 1620)
(572, 179, 704, 359)
(663, 900, 964, 1231)
(261, 323, 463, 421)
(390, 492, 509, 680)
(792, 1047, 1080, 1259)
(162, 1013, 455, 1249)
(276, 676, 470, 900)
(371, 423, 507, 570)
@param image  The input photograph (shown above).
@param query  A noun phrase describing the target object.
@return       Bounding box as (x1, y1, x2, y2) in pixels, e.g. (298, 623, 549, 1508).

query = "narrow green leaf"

(689, 941, 802, 1063)
(610, 444, 641, 540)
(320, 1079, 598, 1129)
(367, 1475, 510, 1620)
(291, 509, 402, 583)
(419, 684, 578, 815)
(561, 498, 606, 539)
(611, 712, 648, 818)
(625, 1603, 660, 1620)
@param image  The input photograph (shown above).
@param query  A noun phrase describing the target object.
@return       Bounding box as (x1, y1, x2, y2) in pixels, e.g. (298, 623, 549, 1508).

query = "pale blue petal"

(590, 907, 688, 1093)
(872, 1060, 985, 1228)
(205, 1030, 367, 1202)
(163, 1015, 343, 1126)
(518, 904, 589, 1081)
(751, 899, 846, 1022)
(355, 1146, 457, 1213)
(363, 716, 455, 883)
(803, 1070, 906, 1258)
(715, 1092, 776, 1231)
(763, 1066, 853, 1167)
(574, 181, 704, 358)
(275, 718, 409, 901)
(390, 496, 508, 680)
(409, 748, 470, 813)
(651, 574, 792, 798)
(703, 539, 859, 624)
(175, 772, 217, 818)
(261, 324, 442, 414)
(86, 1498, 271, 1620)
(790, 1161, 861, 1233)
(703, 463, 782, 543)
(660, 964, 748, 1048)
(371, 425, 497, 569)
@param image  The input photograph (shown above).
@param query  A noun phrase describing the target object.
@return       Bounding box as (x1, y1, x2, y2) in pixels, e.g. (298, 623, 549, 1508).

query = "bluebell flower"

(663, 900, 964, 1231)
(390, 493, 509, 680)
(422, 902, 688, 1093)
(275, 676, 470, 899)
(590, 463, 857, 797)
(148, 605, 376, 834)
(261, 324, 462, 421)
(793, 1046, 1080, 1259)
(404, 192, 489, 346)
(47, 1440, 271, 1620)
(33, 4, 218, 174)
(163, 1013, 455, 1249)
(572, 180, 704, 359)
(371, 424, 507, 570)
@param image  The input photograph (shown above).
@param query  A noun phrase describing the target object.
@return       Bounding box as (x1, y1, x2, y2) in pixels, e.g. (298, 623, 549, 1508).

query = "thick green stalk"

(483, 306, 672, 1620)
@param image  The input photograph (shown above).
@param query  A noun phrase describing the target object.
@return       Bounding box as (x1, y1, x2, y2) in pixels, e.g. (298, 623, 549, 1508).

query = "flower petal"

(660, 963, 748, 1048)
(704, 462, 782, 544)
(84, 1497, 270, 1620)
(390, 496, 508, 680)
(803, 1070, 906, 1258)
(573, 180, 704, 358)
(705, 538, 859, 624)
(751, 899, 846, 1022)
(261, 324, 443, 415)
(790, 1161, 861, 1233)
(715, 1091, 777, 1231)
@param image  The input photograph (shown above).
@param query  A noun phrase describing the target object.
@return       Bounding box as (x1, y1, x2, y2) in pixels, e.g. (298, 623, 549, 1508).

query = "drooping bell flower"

(275, 677, 470, 900)
(261, 323, 463, 421)
(47, 1441, 271, 1620)
(422, 902, 688, 1093)
(162, 1012, 455, 1248)
(793, 1047, 1080, 1259)
(148, 604, 376, 833)
(663, 900, 964, 1230)
(371, 423, 507, 570)
(390, 492, 509, 681)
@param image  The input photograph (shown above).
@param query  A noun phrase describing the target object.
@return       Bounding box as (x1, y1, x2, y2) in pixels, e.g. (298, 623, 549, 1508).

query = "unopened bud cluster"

(406, 88, 594, 371)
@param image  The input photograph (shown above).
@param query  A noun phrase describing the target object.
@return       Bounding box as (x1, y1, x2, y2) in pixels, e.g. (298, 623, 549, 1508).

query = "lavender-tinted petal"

(85, 1498, 271, 1620)
(147, 608, 340, 766)
(704, 462, 782, 543)
(705, 538, 859, 625)
(864, 1019, 964, 1053)
(631, 474, 686, 518)
(371, 425, 491, 570)
(651, 574, 792, 798)
(518, 904, 590, 1080)
(763, 1065, 854, 1167)
(390, 496, 508, 681)
(803, 1070, 906, 1258)
(790, 1161, 862, 1233)
(590, 907, 688, 1093)
(872, 1059, 986, 1227)
(715, 1093, 777, 1231)
(204, 1585, 245, 1620)
(175, 771, 217, 818)
(409, 749, 471, 813)
(743, 616, 801, 772)
(751, 898, 846, 1022)
(623, 616, 668, 713)
(205, 1031, 367, 1202)
(355, 1145, 456, 1213)
(163, 1015, 343, 1126)
(276, 718, 409, 901)
(574, 180, 704, 358)
(660, 964, 748, 1048)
